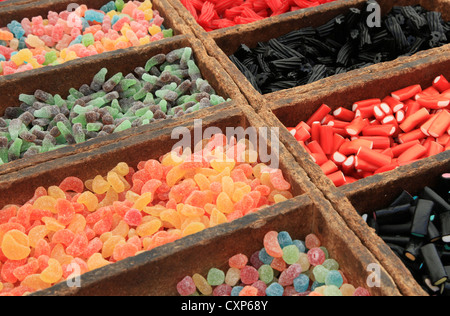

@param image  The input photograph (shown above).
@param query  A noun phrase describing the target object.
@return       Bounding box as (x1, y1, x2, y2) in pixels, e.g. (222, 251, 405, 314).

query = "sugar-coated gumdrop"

(307, 247, 326, 266)
(177, 276, 196, 296)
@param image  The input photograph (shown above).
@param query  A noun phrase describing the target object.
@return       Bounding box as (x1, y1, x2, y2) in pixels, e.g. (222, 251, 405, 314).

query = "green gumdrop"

(320, 247, 329, 259)
(282, 245, 300, 265)
(43, 51, 57, 66)
(322, 259, 339, 271)
(19, 94, 36, 106)
(162, 29, 173, 38)
(206, 268, 225, 286)
(313, 265, 329, 284)
(258, 264, 274, 284)
(324, 285, 343, 297)
(82, 33, 94, 47)
(114, 120, 131, 133)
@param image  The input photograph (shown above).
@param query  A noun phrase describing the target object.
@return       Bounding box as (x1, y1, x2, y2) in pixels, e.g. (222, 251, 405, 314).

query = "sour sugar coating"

(176, 230, 371, 296)
(0, 47, 230, 165)
(0, 1, 174, 77)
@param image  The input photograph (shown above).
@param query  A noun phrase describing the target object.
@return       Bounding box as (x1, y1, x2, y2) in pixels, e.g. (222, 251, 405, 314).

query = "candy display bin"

(0, 33, 249, 177)
(169, 0, 450, 112)
(256, 49, 450, 296)
(0, 103, 398, 296)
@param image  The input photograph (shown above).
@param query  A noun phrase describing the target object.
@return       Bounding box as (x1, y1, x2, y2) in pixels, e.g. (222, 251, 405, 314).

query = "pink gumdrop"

(59, 10, 70, 21)
(102, 15, 111, 33)
(177, 276, 196, 296)
(213, 284, 232, 296)
(150, 32, 164, 42)
(229, 253, 248, 269)
(21, 18, 33, 36)
(354, 287, 371, 296)
(70, 27, 81, 39)
(3, 66, 17, 76)
(52, 23, 65, 42)
(307, 248, 326, 266)
(252, 280, 267, 296)
(278, 264, 302, 286)
(123, 209, 142, 227)
(132, 9, 146, 21)
(153, 14, 164, 27)
(48, 11, 60, 25)
(240, 266, 259, 285)
(40, 35, 55, 47)
(44, 24, 54, 37)
(67, 12, 82, 29)
(263, 231, 283, 258)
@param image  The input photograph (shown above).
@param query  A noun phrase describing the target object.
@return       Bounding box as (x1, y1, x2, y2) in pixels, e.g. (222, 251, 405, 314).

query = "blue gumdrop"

(100, 1, 116, 13)
(277, 231, 293, 248)
(81, 18, 90, 32)
(85, 10, 105, 23)
(266, 283, 284, 296)
(258, 247, 273, 265)
(111, 15, 121, 26)
(18, 37, 27, 50)
(311, 281, 325, 291)
(293, 274, 310, 293)
(7, 21, 25, 39)
(231, 286, 243, 296)
(293, 240, 306, 253)
(69, 35, 82, 46)
(325, 270, 344, 288)
(0, 54, 5, 62)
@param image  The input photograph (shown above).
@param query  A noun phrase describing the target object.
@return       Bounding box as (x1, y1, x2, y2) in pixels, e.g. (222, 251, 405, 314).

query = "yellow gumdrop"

(87, 253, 111, 271)
(273, 194, 288, 203)
(216, 192, 234, 214)
(47, 186, 66, 200)
(142, 205, 166, 216)
(1, 230, 30, 260)
(221, 176, 234, 198)
(113, 162, 129, 177)
(161, 151, 183, 167)
(40, 258, 63, 284)
(160, 209, 182, 229)
(42, 217, 65, 232)
(111, 220, 129, 238)
(194, 173, 210, 191)
(125, 190, 140, 203)
(133, 192, 153, 211)
(11, 49, 33, 66)
(138, 0, 153, 11)
(209, 167, 231, 183)
(180, 204, 205, 218)
(241, 149, 258, 164)
(50, 243, 73, 265)
(97, 188, 119, 208)
(182, 222, 205, 237)
(102, 235, 125, 258)
(33, 196, 57, 214)
(107, 171, 125, 193)
(210, 157, 235, 173)
(166, 165, 186, 187)
(209, 208, 227, 227)
(92, 175, 110, 194)
(143, 8, 153, 20)
(21, 274, 51, 291)
(139, 36, 150, 45)
(148, 25, 161, 36)
(28, 225, 48, 248)
(67, 214, 86, 233)
(77, 191, 99, 212)
(136, 219, 162, 237)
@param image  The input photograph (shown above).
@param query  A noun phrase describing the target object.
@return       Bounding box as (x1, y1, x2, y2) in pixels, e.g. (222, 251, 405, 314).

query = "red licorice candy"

(289, 75, 450, 187)
(180, 0, 338, 31)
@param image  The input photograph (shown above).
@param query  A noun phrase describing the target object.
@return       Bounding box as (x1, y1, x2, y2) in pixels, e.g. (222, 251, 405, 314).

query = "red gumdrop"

(144, 159, 163, 180)
(0, 206, 16, 224)
(252, 280, 267, 296)
(177, 276, 196, 296)
(1, 259, 27, 283)
(34, 239, 51, 258)
(66, 232, 89, 257)
(269, 169, 291, 191)
(93, 216, 113, 236)
(82, 237, 103, 259)
(12, 259, 39, 282)
(240, 265, 259, 285)
(229, 253, 248, 269)
(30, 208, 52, 221)
(37, 255, 49, 271)
(354, 287, 371, 296)
(263, 231, 283, 258)
(123, 209, 142, 227)
(113, 243, 138, 261)
(305, 233, 321, 249)
(283, 286, 298, 296)
(52, 229, 75, 247)
(278, 263, 302, 286)
(307, 248, 326, 266)
(249, 250, 264, 270)
(213, 284, 232, 296)
(141, 179, 162, 194)
(184, 190, 209, 208)
(56, 199, 75, 226)
(59, 177, 84, 193)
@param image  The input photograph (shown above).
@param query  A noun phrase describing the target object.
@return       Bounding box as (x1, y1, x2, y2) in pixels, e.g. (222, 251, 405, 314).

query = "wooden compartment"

(2, 103, 399, 296)
(260, 50, 450, 296)
(168, 0, 450, 111)
(0, 33, 248, 178)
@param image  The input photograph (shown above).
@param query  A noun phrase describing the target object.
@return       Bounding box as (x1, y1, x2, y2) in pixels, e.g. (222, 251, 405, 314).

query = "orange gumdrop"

(1, 230, 30, 260)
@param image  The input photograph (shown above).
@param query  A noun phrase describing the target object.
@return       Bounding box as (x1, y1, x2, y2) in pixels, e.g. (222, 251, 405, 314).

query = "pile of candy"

(0, 0, 173, 76)
(180, 0, 338, 31)
(177, 230, 370, 296)
(0, 47, 230, 165)
(230, 1, 450, 94)
(288, 75, 450, 187)
(0, 133, 293, 296)
(363, 175, 450, 296)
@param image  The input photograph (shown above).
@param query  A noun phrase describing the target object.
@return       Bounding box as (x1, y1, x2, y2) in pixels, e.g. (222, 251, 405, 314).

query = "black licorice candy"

(378, 222, 412, 236)
(389, 190, 415, 207)
(404, 237, 424, 261)
(373, 204, 412, 225)
(428, 221, 442, 243)
(411, 199, 435, 238)
(421, 187, 450, 214)
(421, 243, 448, 286)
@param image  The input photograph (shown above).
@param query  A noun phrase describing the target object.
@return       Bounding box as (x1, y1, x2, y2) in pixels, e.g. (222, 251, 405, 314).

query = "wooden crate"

(168, 0, 450, 112)
(11, 104, 400, 296)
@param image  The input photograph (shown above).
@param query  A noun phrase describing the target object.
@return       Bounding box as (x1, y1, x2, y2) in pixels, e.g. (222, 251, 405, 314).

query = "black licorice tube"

(381, 236, 410, 247)
(373, 204, 412, 225)
(378, 222, 412, 236)
(439, 173, 450, 202)
(428, 221, 441, 243)
(411, 199, 434, 238)
(389, 190, 415, 207)
(404, 237, 424, 261)
(421, 243, 449, 286)
(421, 187, 450, 213)
(440, 211, 450, 243)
